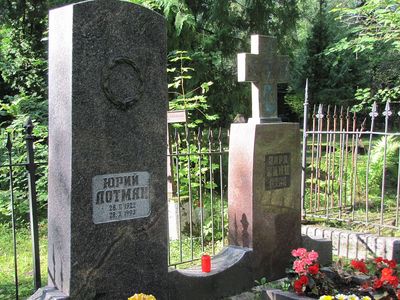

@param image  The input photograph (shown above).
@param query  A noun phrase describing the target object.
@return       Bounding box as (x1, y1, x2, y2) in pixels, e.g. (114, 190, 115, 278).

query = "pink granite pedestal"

(228, 122, 302, 281)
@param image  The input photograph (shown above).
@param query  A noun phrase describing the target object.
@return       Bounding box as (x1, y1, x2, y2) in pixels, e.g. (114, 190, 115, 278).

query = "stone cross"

(237, 35, 289, 123)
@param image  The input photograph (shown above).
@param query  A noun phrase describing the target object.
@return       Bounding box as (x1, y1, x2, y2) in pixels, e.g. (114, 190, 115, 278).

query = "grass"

(0, 222, 227, 299)
(0, 223, 48, 300)
(168, 237, 225, 269)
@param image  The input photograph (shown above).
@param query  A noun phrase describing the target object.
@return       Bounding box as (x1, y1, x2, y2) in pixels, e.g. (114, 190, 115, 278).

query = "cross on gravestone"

(237, 35, 289, 123)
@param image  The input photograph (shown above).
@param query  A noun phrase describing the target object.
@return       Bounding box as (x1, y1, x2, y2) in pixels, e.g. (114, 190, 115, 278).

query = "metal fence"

(167, 126, 229, 267)
(0, 119, 46, 300)
(2, 122, 229, 299)
(9, 99, 400, 298)
(301, 100, 400, 234)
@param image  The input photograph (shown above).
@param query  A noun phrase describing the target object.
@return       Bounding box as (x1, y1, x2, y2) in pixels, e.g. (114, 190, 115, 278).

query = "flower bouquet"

(128, 293, 156, 300)
(289, 248, 400, 299)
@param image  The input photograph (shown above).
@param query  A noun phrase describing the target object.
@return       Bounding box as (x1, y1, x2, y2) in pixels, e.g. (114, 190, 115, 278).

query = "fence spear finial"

(369, 102, 378, 118)
(6, 132, 12, 152)
(304, 78, 309, 106)
(316, 104, 324, 119)
(383, 101, 392, 118)
(24, 117, 34, 135)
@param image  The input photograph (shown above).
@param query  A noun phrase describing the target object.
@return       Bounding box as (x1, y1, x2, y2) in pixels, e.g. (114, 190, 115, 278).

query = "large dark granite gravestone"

(30, 1, 167, 299)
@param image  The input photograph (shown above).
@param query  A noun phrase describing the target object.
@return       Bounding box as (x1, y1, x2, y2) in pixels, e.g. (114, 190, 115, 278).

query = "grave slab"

(301, 235, 332, 266)
(168, 246, 253, 300)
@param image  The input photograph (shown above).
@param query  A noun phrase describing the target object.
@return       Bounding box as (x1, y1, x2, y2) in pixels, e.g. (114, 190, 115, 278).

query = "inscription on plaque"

(92, 171, 150, 224)
(265, 153, 291, 190)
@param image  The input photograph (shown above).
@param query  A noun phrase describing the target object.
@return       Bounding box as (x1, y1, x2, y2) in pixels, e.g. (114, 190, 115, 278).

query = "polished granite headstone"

(228, 123, 301, 280)
(30, 1, 167, 299)
(228, 35, 301, 281)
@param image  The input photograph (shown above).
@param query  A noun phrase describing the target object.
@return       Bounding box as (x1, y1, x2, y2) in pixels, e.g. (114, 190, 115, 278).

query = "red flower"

(293, 279, 303, 293)
(381, 268, 393, 279)
(294, 275, 309, 294)
(375, 257, 384, 263)
(299, 275, 309, 284)
(387, 275, 399, 288)
(308, 264, 319, 275)
(351, 259, 368, 274)
(361, 281, 370, 289)
(388, 260, 397, 269)
(374, 278, 383, 289)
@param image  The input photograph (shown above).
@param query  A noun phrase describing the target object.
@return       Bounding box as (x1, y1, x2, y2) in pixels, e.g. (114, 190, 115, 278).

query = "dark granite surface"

(36, 1, 168, 299)
(168, 246, 253, 300)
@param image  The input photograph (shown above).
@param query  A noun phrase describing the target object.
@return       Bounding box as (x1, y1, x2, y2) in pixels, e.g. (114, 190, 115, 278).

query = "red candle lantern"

(202, 254, 211, 273)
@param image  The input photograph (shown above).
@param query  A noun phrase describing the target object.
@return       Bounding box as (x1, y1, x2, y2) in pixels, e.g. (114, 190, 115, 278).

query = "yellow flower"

(347, 295, 359, 300)
(319, 296, 334, 300)
(361, 297, 371, 300)
(336, 294, 347, 300)
(128, 293, 156, 300)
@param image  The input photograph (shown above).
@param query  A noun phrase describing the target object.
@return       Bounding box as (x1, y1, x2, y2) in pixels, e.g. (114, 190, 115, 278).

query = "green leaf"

(174, 11, 187, 36)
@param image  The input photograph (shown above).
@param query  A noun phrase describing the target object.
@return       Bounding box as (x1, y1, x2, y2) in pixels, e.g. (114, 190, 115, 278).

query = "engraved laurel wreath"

(101, 56, 144, 110)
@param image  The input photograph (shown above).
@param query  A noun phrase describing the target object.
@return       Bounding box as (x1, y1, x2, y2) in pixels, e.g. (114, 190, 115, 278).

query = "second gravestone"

(31, 1, 167, 299)
(228, 35, 301, 281)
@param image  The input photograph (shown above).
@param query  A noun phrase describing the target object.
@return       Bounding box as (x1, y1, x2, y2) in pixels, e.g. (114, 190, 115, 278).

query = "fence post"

(7, 133, 19, 300)
(24, 118, 41, 290)
(301, 79, 309, 219)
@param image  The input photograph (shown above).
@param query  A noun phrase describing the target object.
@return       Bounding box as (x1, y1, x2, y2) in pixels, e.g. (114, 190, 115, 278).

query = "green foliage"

(170, 128, 228, 243)
(0, 223, 48, 300)
(0, 0, 47, 121)
(255, 277, 268, 287)
(0, 122, 48, 224)
(352, 87, 400, 113)
(168, 50, 218, 127)
(284, 93, 304, 116)
(130, 0, 301, 124)
(331, 0, 400, 53)
(307, 135, 400, 215)
(325, 0, 400, 111)
(0, 1, 48, 225)
(297, 1, 367, 106)
(168, 50, 226, 243)
(359, 136, 400, 202)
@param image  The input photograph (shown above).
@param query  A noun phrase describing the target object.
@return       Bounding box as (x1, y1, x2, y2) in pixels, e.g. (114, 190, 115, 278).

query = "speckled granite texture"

(31, 1, 168, 299)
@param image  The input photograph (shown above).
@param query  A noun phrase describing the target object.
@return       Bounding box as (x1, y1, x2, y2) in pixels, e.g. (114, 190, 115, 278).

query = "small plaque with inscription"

(92, 171, 150, 224)
(265, 153, 291, 190)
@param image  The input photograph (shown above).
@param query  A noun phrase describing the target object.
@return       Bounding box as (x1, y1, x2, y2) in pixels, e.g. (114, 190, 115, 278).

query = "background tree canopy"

(0, 0, 399, 127)
(0, 0, 398, 225)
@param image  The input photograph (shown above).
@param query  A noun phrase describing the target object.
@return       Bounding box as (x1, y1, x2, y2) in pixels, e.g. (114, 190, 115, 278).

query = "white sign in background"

(92, 171, 150, 224)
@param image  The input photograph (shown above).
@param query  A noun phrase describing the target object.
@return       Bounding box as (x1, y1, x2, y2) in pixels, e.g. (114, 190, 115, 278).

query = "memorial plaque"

(92, 171, 150, 224)
(265, 153, 290, 190)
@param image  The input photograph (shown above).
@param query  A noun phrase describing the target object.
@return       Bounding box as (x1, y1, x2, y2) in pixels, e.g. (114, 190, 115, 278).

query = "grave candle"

(201, 254, 211, 273)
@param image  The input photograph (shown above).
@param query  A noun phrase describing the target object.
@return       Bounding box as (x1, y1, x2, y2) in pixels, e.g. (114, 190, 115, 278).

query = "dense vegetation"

(0, 0, 398, 221)
(0, 1, 398, 298)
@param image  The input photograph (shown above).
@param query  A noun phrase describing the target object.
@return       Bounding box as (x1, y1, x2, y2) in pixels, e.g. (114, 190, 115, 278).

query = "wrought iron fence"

(0, 119, 46, 300)
(2, 121, 229, 299)
(301, 100, 400, 234)
(167, 125, 229, 267)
